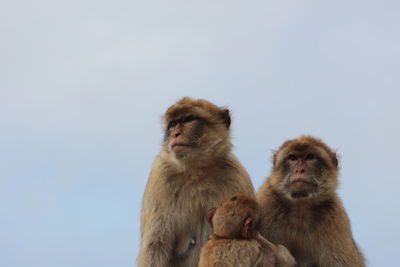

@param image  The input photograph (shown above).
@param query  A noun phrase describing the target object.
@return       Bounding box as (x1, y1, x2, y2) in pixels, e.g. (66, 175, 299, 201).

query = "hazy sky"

(1, 0, 399, 266)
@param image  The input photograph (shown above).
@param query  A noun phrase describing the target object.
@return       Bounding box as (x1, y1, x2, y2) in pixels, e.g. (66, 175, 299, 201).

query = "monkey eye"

(167, 121, 177, 129)
(305, 153, 315, 160)
(231, 196, 238, 201)
(288, 155, 297, 161)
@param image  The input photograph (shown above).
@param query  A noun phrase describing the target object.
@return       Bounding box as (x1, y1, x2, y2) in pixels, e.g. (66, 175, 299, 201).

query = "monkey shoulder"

(218, 153, 255, 195)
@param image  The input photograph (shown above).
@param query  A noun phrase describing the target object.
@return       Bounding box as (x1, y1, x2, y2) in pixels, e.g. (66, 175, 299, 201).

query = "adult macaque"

(257, 136, 365, 267)
(199, 193, 296, 267)
(137, 98, 255, 267)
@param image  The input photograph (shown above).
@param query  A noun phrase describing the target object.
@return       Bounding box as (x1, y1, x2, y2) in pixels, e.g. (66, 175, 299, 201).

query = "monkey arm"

(137, 200, 174, 267)
(256, 233, 297, 267)
(255, 233, 278, 252)
(137, 227, 173, 267)
(137, 174, 174, 267)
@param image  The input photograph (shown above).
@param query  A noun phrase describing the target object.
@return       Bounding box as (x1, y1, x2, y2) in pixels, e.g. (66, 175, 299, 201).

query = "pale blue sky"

(1, 0, 399, 266)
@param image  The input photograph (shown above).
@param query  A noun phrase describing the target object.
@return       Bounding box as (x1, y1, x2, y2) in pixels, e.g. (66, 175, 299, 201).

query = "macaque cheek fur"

(257, 136, 365, 267)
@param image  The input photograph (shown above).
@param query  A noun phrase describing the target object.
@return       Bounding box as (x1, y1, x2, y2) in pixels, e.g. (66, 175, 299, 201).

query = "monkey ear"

(219, 109, 231, 129)
(332, 152, 339, 168)
(207, 208, 217, 227)
(242, 217, 253, 238)
(272, 151, 278, 167)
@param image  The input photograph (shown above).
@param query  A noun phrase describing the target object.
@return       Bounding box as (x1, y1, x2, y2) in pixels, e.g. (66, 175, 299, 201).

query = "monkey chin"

(287, 182, 317, 199)
(171, 146, 190, 158)
(169, 143, 195, 159)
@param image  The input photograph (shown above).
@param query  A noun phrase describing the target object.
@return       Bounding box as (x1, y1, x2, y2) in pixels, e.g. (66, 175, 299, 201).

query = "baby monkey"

(199, 193, 296, 267)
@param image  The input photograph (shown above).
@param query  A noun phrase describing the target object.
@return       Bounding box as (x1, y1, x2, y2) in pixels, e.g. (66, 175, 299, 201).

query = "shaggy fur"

(137, 98, 254, 267)
(257, 136, 365, 267)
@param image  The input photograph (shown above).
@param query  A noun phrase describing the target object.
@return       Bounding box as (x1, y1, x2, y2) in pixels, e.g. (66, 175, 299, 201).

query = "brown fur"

(199, 193, 296, 267)
(257, 136, 365, 267)
(137, 98, 254, 267)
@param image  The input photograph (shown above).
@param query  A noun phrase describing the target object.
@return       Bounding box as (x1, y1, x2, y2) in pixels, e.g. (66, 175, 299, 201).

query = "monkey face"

(165, 115, 204, 158)
(162, 98, 231, 161)
(282, 149, 320, 198)
(273, 136, 338, 199)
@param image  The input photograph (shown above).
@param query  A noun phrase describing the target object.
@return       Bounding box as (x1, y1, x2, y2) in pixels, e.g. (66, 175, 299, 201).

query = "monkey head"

(271, 136, 339, 199)
(207, 193, 260, 239)
(162, 97, 231, 162)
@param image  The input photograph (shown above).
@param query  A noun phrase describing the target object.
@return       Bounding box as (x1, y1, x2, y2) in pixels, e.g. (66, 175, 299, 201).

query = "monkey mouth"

(170, 143, 193, 156)
(289, 179, 317, 193)
(290, 178, 316, 186)
(290, 180, 314, 186)
(171, 143, 191, 149)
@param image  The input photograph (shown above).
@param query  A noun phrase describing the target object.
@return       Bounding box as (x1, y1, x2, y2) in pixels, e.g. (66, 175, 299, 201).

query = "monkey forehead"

(275, 146, 332, 166)
(279, 136, 333, 152)
(275, 136, 338, 167)
(163, 97, 224, 123)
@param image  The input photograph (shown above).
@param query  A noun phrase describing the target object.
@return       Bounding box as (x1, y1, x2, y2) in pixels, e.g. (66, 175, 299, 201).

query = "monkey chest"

(170, 215, 211, 266)
(166, 175, 245, 264)
(169, 196, 213, 263)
